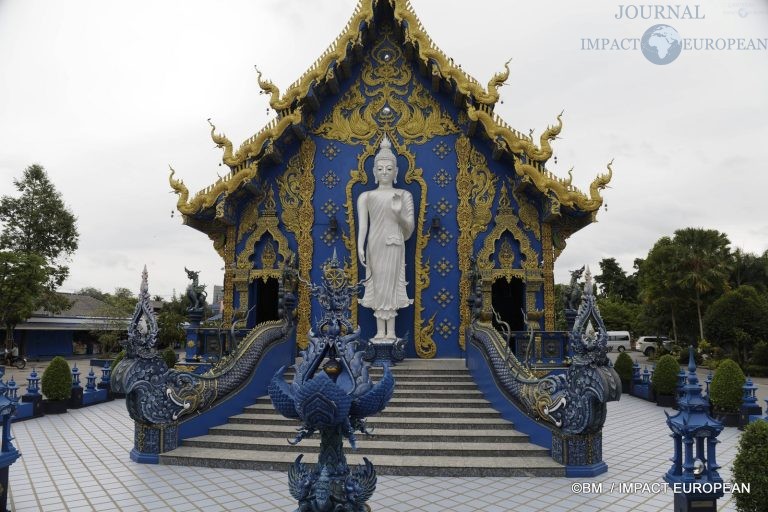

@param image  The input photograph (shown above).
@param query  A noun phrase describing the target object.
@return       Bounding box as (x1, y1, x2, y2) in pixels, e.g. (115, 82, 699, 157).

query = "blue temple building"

(170, 0, 611, 361)
(129, 0, 621, 478)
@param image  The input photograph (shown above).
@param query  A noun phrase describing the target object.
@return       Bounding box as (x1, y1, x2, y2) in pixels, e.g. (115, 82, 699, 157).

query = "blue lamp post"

(0, 367, 21, 512)
(69, 363, 84, 409)
(664, 346, 724, 512)
(22, 367, 43, 418)
(739, 377, 761, 428)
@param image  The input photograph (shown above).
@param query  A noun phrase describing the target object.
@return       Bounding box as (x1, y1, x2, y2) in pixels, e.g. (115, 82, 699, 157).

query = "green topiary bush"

(709, 358, 745, 413)
(614, 352, 634, 382)
(41, 356, 72, 401)
(162, 347, 177, 369)
(652, 354, 680, 395)
(732, 420, 768, 512)
(111, 349, 125, 372)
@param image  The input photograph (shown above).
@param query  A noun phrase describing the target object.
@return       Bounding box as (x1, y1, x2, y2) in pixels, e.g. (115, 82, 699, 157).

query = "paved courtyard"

(8, 389, 750, 511)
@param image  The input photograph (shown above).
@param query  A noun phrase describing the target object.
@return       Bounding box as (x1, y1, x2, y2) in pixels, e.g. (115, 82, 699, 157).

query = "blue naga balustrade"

(467, 267, 621, 476)
(112, 263, 298, 463)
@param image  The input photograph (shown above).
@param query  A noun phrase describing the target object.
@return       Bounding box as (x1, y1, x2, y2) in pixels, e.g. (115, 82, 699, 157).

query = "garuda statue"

(269, 252, 395, 512)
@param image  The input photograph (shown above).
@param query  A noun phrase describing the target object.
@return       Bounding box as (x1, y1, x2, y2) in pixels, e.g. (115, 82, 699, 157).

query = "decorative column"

(664, 346, 724, 512)
(69, 363, 84, 409)
(22, 368, 43, 417)
(739, 378, 761, 429)
(98, 361, 112, 395)
(675, 367, 687, 410)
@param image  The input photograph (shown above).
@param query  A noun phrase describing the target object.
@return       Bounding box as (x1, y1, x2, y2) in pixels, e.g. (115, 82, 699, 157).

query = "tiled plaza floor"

(7, 392, 746, 511)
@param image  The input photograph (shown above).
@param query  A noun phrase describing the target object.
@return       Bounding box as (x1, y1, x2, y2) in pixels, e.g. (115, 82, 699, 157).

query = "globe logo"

(641, 24, 682, 65)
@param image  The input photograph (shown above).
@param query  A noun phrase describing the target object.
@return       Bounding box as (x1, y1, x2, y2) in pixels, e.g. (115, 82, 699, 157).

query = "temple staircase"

(160, 358, 564, 476)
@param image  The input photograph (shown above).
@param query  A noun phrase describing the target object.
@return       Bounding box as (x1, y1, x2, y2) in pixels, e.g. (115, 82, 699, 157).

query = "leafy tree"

(595, 258, 638, 302)
(553, 283, 568, 331)
(703, 286, 768, 366)
(673, 228, 732, 341)
(0, 165, 78, 345)
(596, 297, 640, 332)
(0, 252, 49, 346)
(157, 307, 186, 350)
(83, 287, 138, 355)
(730, 248, 768, 294)
(637, 229, 732, 343)
(638, 237, 686, 341)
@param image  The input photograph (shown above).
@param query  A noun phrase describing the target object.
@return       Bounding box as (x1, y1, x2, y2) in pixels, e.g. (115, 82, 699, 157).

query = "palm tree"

(730, 248, 768, 293)
(672, 228, 732, 341)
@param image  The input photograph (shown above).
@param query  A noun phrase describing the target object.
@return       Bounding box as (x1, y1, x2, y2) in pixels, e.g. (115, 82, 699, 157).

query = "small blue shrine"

(664, 347, 724, 512)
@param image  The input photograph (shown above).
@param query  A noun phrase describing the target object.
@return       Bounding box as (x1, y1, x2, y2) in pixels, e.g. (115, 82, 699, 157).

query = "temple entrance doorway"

(248, 277, 280, 327)
(491, 278, 525, 332)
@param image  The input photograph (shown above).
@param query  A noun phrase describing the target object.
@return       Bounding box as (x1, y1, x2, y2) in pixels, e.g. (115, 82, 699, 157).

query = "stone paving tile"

(7, 393, 745, 511)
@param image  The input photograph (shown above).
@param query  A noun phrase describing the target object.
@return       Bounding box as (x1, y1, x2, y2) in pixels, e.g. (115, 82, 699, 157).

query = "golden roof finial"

(255, 65, 281, 109)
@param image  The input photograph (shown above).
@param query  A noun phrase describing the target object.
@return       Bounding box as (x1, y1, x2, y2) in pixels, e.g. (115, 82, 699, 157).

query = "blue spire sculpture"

(664, 346, 724, 511)
(269, 253, 395, 512)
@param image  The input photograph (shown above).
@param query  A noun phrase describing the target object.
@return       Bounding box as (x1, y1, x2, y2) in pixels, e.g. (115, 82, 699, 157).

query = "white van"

(605, 331, 631, 352)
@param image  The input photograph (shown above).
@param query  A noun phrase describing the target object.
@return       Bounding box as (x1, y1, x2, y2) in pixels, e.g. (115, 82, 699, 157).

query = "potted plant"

(614, 351, 634, 394)
(41, 356, 72, 414)
(709, 358, 745, 427)
(732, 420, 768, 512)
(652, 354, 679, 407)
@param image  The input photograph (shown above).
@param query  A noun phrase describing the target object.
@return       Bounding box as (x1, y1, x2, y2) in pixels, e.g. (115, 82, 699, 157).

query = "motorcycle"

(3, 354, 26, 370)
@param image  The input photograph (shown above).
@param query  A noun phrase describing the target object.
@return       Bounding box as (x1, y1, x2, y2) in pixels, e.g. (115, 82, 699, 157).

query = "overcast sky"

(1, 0, 767, 299)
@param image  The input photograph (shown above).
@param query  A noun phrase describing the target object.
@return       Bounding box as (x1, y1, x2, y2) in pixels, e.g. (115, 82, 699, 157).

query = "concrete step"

(160, 446, 565, 477)
(182, 435, 550, 458)
(228, 413, 513, 429)
(253, 396, 491, 408)
(158, 358, 563, 477)
(208, 423, 529, 443)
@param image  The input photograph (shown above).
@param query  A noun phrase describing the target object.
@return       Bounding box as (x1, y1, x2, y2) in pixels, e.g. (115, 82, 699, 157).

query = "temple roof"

(170, 0, 611, 221)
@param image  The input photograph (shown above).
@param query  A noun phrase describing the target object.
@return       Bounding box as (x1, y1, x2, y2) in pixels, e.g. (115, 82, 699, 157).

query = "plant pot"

(69, 387, 84, 409)
(42, 399, 68, 414)
(656, 393, 676, 407)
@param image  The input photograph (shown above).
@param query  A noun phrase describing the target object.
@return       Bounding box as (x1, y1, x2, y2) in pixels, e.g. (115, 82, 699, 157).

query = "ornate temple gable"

(169, 0, 611, 225)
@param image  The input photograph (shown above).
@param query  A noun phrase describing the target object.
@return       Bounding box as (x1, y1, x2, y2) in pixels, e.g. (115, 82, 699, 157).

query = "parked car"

(636, 336, 674, 357)
(605, 331, 631, 352)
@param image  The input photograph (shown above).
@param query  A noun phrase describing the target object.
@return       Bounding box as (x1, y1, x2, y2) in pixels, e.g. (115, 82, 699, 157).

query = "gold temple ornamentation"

(392, 136, 436, 359)
(455, 135, 496, 350)
(277, 138, 316, 348)
(542, 222, 555, 331)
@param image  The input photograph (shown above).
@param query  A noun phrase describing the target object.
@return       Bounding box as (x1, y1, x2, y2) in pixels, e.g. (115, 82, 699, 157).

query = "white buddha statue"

(356, 135, 415, 340)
